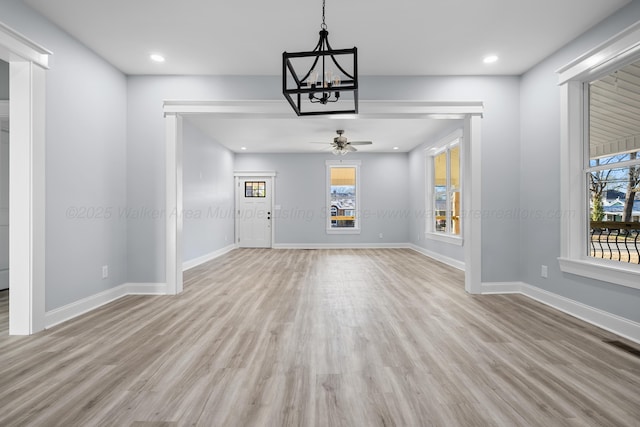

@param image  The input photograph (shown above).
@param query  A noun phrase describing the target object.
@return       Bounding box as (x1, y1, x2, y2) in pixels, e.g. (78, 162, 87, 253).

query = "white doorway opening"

(164, 100, 483, 296)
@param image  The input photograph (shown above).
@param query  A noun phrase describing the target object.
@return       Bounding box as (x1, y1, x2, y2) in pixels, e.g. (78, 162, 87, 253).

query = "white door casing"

(0, 21, 51, 334)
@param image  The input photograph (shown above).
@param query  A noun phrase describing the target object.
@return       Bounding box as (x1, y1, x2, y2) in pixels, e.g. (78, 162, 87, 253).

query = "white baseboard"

(481, 281, 640, 344)
(182, 244, 237, 271)
(44, 282, 167, 329)
(126, 282, 169, 295)
(480, 281, 524, 294)
(272, 243, 410, 250)
(409, 244, 466, 271)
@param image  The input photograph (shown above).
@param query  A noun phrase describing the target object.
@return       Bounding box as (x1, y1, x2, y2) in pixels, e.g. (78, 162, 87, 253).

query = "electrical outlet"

(541, 265, 548, 278)
(379, 233, 383, 239)
(102, 265, 108, 279)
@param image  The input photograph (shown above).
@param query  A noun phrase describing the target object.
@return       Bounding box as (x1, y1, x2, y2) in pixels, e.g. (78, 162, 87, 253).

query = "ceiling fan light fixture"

(282, 0, 358, 116)
(323, 129, 371, 155)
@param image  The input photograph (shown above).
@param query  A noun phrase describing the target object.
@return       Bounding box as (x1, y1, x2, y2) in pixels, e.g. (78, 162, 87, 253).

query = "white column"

(165, 113, 183, 295)
(464, 114, 482, 294)
(9, 61, 46, 334)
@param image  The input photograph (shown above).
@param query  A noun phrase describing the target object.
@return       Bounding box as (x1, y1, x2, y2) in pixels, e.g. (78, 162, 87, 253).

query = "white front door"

(237, 177, 273, 248)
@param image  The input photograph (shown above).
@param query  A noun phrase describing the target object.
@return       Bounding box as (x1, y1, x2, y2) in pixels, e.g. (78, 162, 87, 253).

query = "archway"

(163, 100, 483, 295)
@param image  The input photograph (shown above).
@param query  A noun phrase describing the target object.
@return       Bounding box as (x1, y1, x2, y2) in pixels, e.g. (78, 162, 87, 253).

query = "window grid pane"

(330, 166, 356, 228)
(587, 63, 640, 264)
(434, 151, 448, 233)
(450, 146, 461, 235)
(245, 181, 266, 198)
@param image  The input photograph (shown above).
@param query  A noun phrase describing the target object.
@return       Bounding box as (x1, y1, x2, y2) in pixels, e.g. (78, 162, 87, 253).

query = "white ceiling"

(23, 0, 630, 76)
(21, 0, 631, 153)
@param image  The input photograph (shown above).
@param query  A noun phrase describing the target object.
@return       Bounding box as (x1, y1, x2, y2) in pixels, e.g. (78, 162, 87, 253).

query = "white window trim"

(425, 129, 464, 245)
(557, 20, 640, 291)
(425, 231, 464, 246)
(326, 160, 361, 235)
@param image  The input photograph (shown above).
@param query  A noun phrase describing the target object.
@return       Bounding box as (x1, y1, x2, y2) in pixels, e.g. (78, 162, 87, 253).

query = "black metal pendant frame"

(283, 29, 358, 116)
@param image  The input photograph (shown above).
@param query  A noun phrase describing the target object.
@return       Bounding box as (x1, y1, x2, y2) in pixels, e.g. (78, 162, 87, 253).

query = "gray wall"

(0, 0, 128, 310)
(126, 76, 279, 282)
(0, 59, 7, 100)
(520, 0, 640, 322)
(0, 58, 7, 290)
(182, 120, 235, 262)
(234, 153, 410, 245)
(360, 76, 522, 281)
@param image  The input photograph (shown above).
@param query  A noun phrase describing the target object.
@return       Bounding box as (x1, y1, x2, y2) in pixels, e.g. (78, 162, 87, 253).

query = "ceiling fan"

(315, 130, 373, 155)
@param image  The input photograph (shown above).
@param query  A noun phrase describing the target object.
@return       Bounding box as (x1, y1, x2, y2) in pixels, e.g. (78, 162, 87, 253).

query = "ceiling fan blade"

(346, 145, 357, 152)
(349, 141, 373, 145)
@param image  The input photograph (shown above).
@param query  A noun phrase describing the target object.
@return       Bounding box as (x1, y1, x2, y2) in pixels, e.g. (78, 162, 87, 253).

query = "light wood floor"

(0, 249, 639, 426)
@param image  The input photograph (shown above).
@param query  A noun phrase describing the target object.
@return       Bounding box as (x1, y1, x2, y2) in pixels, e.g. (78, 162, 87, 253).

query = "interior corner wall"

(0, 59, 8, 99)
(519, 1, 640, 323)
(360, 76, 522, 282)
(126, 75, 280, 282)
(0, 1, 128, 311)
(234, 153, 411, 245)
(182, 120, 235, 262)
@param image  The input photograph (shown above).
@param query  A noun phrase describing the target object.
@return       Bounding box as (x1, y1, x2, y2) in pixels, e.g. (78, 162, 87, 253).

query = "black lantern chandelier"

(282, 0, 358, 116)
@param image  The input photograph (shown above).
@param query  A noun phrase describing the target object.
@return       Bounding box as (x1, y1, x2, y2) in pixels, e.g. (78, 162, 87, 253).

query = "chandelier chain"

(321, 0, 327, 30)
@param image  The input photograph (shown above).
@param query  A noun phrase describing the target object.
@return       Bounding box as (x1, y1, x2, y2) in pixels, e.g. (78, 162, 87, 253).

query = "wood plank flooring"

(0, 249, 639, 426)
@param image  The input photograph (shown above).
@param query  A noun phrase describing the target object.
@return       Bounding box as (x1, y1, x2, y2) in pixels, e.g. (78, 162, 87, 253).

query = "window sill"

(558, 257, 640, 290)
(326, 228, 361, 235)
(425, 232, 463, 246)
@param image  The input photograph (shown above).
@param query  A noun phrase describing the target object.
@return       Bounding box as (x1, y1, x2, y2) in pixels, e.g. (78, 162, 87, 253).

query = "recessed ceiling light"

(150, 54, 165, 63)
(393, 146, 399, 150)
(240, 147, 247, 151)
(483, 55, 499, 64)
